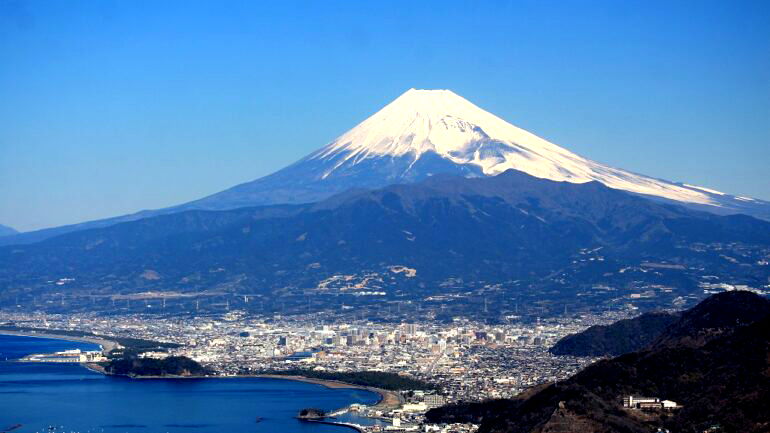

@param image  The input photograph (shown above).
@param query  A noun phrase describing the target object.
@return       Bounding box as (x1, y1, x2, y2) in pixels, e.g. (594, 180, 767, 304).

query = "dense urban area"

(4, 284, 768, 432)
(0, 307, 643, 432)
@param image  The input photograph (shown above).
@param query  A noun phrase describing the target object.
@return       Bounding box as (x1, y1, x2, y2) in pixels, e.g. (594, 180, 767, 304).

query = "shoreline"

(4, 333, 397, 433)
(0, 330, 117, 352)
(254, 374, 403, 410)
(299, 419, 364, 433)
(82, 370, 401, 411)
(3, 332, 403, 411)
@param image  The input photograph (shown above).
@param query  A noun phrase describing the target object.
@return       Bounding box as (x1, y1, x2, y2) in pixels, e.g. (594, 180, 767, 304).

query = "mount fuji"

(3, 88, 768, 245)
(173, 88, 770, 216)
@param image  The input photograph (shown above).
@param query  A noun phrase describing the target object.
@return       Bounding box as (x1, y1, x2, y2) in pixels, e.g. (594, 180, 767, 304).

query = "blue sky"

(1, 0, 768, 231)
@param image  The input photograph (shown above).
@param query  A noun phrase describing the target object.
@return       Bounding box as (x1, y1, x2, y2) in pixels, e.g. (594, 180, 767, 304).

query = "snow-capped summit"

(314, 88, 542, 166)
(306, 88, 717, 207)
(175, 88, 769, 215)
(3, 88, 768, 246)
(313, 88, 568, 178)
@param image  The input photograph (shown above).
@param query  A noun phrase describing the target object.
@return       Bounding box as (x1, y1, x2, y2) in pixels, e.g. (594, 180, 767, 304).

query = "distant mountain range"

(0, 224, 18, 237)
(3, 88, 769, 247)
(427, 290, 770, 433)
(1, 170, 768, 314)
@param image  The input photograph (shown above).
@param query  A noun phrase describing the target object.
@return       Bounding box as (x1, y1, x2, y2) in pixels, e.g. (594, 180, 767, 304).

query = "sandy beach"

(76, 367, 403, 411)
(255, 374, 403, 410)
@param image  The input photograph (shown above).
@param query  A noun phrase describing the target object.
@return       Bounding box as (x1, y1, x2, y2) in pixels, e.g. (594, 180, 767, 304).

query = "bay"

(0, 335, 379, 433)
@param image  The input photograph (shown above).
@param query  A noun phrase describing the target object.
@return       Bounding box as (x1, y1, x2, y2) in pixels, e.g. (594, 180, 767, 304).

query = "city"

(1, 1, 768, 432)
(0, 307, 636, 432)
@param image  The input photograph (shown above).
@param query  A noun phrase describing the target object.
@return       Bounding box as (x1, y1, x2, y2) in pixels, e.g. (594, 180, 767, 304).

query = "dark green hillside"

(1, 171, 769, 317)
(550, 312, 678, 357)
(651, 290, 770, 348)
(104, 355, 210, 377)
(428, 291, 770, 433)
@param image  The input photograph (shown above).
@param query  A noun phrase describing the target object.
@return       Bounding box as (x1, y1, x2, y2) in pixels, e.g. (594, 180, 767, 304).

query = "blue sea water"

(0, 335, 379, 433)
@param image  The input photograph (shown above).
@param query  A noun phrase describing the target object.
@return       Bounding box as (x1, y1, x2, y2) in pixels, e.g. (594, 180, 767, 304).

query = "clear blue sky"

(1, 0, 768, 231)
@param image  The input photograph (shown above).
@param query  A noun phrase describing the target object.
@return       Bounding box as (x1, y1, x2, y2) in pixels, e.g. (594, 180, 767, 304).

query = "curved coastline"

(4, 332, 402, 416)
(1, 339, 381, 433)
(81, 368, 401, 411)
(299, 419, 365, 433)
(0, 329, 113, 351)
(255, 374, 403, 410)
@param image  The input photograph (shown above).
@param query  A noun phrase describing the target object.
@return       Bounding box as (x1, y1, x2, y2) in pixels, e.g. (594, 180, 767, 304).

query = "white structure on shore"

(22, 348, 105, 363)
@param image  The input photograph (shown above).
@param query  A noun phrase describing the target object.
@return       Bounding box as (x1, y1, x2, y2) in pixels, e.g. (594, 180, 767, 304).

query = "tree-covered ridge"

(2, 170, 769, 319)
(428, 291, 770, 433)
(549, 312, 678, 357)
(104, 355, 210, 377)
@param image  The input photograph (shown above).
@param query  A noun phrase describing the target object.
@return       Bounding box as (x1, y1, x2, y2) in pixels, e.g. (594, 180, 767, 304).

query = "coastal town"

(0, 308, 636, 432)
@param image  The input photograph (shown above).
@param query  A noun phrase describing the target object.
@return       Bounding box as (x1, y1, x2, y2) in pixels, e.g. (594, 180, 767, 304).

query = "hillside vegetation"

(549, 312, 678, 357)
(428, 291, 770, 433)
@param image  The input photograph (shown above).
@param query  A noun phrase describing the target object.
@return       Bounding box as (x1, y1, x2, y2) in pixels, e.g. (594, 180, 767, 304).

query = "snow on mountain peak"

(315, 88, 546, 161)
(313, 88, 567, 174)
(309, 88, 725, 207)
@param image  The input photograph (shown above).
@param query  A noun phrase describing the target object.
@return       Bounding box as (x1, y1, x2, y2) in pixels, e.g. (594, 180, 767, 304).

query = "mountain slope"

(3, 89, 768, 246)
(177, 89, 770, 216)
(549, 312, 679, 357)
(550, 290, 770, 357)
(0, 224, 18, 237)
(428, 291, 770, 433)
(651, 290, 770, 348)
(1, 170, 769, 314)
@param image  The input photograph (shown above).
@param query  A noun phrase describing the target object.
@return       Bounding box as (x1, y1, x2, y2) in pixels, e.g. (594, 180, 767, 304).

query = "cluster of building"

(0, 309, 637, 431)
(623, 395, 680, 411)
